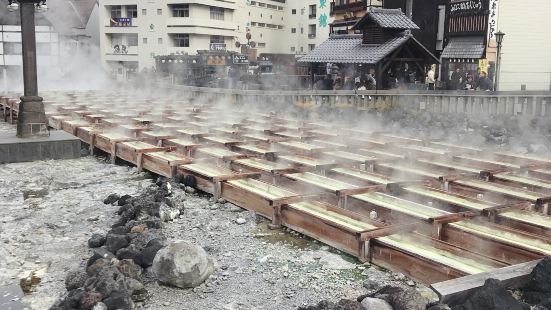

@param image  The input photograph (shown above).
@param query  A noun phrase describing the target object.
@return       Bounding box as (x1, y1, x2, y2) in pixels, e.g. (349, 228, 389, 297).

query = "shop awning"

(441, 37, 485, 59)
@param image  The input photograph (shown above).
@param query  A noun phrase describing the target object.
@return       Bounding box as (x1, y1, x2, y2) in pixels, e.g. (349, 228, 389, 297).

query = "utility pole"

(7, 0, 48, 138)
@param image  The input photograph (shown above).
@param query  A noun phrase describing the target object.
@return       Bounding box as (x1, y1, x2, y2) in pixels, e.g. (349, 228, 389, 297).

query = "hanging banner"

(450, 0, 484, 16)
(488, 0, 499, 42)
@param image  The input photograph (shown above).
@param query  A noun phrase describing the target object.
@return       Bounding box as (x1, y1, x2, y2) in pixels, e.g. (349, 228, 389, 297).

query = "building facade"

(0, 0, 99, 90)
(495, 0, 551, 91)
(98, 0, 332, 79)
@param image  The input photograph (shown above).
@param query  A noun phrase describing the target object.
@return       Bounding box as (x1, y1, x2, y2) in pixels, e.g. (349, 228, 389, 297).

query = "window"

(308, 4, 316, 19)
(142, 8, 146, 15)
(308, 44, 315, 51)
(126, 5, 137, 18)
(210, 35, 224, 44)
(290, 46, 295, 52)
(158, 38, 163, 44)
(143, 37, 147, 44)
(111, 5, 122, 18)
(172, 34, 190, 47)
(4, 42, 22, 55)
(171, 4, 189, 17)
(210, 7, 224, 20)
(308, 24, 316, 38)
(157, 9, 162, 15)
(291, 28, 296, 33)
(300, 27, 304, 34)
(127, 34, 138, 47)
(258, 42, 266, 47)
(300, 46, 304, 52)
(291, 9, 296, 14)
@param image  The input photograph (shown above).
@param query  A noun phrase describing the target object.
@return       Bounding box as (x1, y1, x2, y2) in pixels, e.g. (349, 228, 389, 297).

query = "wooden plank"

(430, 259, 542, 305)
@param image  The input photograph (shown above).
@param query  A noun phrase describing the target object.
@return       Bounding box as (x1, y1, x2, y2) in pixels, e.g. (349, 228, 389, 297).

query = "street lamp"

(5, 0, 49, 138)
(494, 30, 505, 91)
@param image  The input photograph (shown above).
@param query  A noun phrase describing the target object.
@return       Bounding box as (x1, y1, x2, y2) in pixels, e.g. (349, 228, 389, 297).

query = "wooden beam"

(430, 259, 542, 306)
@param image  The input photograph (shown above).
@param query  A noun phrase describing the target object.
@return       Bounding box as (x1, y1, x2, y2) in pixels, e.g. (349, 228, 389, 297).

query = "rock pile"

(50, 178, 181, 310)
(299, 283, 427, 310)
(300, 257, 551, 310)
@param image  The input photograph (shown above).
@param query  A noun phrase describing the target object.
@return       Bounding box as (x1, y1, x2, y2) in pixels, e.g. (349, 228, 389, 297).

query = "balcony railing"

(308, 34, 316, 39)
(330, 0, 367, 15)
(309, 14, 317, 19)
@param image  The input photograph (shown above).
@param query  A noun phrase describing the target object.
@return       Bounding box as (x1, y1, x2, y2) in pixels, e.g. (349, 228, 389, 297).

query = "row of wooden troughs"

(2, 91, 551, 302)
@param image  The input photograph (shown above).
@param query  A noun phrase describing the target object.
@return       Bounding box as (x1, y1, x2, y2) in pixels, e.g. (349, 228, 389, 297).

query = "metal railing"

(161, 84, 551, 118)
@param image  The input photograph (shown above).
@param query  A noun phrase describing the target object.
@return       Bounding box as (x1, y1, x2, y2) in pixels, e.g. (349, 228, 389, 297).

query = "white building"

(494, 0, 551, 91)
(0, 0, 99, 90)
(98, 0, 332, 79)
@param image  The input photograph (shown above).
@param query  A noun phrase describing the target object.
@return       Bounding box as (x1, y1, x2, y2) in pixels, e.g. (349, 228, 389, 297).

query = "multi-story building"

(0, 0, 99, 90)
(98, 0, 332, 79)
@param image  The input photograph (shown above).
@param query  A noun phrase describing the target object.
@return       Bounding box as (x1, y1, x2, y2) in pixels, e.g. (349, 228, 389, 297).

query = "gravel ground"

(0, 150, 148, 309)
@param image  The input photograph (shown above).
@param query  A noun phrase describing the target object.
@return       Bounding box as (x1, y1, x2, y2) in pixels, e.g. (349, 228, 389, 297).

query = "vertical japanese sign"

(488, 0, 499, 42)
(318, 0, 331, 29)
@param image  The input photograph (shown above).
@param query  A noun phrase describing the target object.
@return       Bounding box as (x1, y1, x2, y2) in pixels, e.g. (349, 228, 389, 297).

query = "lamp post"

(6, 0, 48, 138)
(494, 30, 505, 91)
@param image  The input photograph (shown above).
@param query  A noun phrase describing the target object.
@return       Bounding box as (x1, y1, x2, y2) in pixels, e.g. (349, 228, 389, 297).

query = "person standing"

(426, 68, 435, 90)
(450, 68, 462, 90)
(477, 71, 493, 91)
(326, 63, 332, 75)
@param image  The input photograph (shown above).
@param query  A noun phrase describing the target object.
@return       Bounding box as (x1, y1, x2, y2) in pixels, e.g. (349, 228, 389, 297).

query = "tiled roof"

(441, 36, 485, 59)
(297, 34, 410, 64)
(353, 8, 420, 30)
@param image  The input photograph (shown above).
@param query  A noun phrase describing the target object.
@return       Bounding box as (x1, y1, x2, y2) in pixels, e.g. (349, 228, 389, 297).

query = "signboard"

(233, 54, 249, 65)
(487, 0, 499, 42)
(209, 43, 227, 52)
(110, 17, 132, 27)
(478, 59, 488, 73)
(449, 0, 484, 16)
(207, 55, 226, 66)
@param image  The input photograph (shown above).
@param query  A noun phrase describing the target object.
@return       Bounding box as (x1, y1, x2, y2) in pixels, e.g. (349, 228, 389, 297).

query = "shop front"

(441, 0, 493, 90)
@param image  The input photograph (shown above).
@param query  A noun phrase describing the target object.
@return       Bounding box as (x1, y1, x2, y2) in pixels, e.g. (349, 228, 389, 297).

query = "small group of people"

(449, 67, 494, 91)
(314, 72, 376, 91)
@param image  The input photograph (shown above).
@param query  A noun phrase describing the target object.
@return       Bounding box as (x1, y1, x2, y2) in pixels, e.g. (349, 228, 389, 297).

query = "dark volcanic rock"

(369, 285, 427, 310)
(116, 247, 140, 262)
(87, 248, 115, 268)
(117, 194, 132, 206)
(136, 239, 164, 268)
(93, 266, 127, 297)
(105, 234, 130, 253)
(88, 233, 106, 248)
(108, 226, 129, 235)
(116, 259, 142, 279)
(522, 257, 551, 304)
(102, 290, 133, 310)
(452, 279, 530, 310)
(103, 194, 120, 205)
(65, 268, 88, 290)
(79, 291, 102, 310)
